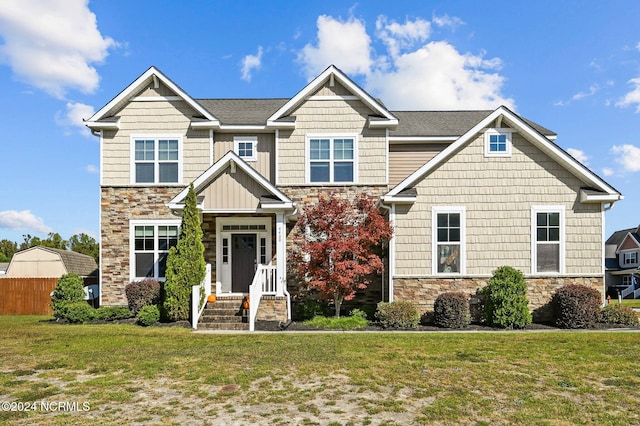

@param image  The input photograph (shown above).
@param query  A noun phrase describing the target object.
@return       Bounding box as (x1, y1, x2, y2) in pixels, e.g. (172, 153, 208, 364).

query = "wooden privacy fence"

(0, 278, 58, 315)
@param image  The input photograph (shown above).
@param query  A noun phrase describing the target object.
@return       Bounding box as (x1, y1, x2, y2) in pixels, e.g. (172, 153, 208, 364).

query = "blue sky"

(0, 0, 639, 245)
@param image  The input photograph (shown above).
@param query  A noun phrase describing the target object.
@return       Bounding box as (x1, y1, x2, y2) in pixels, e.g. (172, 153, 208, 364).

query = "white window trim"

(130, 134, 183, 185)
(531, 205, 565, 275)
(129, 219, 181, 281)
(305, 133, 359, 184)
(432, 206, 466, 275)
(233, 136, 258, 162)
(621, 250, 639, 267)
(484, 128, 513, 158)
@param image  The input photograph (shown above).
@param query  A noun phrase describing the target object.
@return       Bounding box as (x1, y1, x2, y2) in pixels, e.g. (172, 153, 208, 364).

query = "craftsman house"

(86, 65, 622, 328)
(605, 225, 640, 298)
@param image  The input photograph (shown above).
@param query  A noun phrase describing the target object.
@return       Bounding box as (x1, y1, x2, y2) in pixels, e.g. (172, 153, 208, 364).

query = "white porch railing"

(248, 264, 277, 331)
(619, 279, 640, 300)
(191, 264, 212, 330)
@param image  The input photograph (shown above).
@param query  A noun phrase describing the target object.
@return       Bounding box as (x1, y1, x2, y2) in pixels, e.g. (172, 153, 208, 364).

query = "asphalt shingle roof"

(40, 247, 98, 277)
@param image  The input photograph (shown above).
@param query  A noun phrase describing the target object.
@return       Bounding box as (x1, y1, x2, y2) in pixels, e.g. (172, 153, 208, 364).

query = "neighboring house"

(86, 65, 622, 326)
(6, 246, 98, 281)
(605, 226, 640, 298)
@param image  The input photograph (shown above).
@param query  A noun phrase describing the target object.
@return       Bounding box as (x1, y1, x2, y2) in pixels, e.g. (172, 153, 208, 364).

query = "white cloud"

(85, 164, 98, 174)
(431, 13, 465, 29)
(298, 15, 372, 80)
(0, 210, 51, 234)
(297, 13, 514, 110)
(0, 0, 116, 98)
(367, 41, 514, 110)
(240, 46, 263, 82)
(567, 148, 589, 165)
(376, 16, 431, 59)
(55, 102, 94, 136)
(602, 168, 614, 177)
(616, 78, 640, 112)
(612, 144, 640, 172)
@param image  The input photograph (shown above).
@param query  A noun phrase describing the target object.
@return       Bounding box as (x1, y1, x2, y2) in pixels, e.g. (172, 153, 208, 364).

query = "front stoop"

(198, 296, 249, 330)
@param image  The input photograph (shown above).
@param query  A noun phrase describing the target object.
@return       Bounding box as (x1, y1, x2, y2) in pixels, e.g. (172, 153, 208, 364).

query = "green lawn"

(1, 316, 639, 425)
(620, 299, 640, 308)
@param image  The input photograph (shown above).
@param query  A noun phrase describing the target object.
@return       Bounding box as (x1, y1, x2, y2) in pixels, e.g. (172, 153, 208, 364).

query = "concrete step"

(198, 322, 249, 331)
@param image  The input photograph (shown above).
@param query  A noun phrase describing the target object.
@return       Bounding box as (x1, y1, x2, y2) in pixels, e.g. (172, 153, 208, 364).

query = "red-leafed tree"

(293, 193, 393, 317)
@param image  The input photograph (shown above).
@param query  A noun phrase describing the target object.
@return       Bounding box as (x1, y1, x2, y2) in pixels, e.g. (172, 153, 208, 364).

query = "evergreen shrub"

(137, 305, 160, 326)
(433, 292, 470, 328)
(375, 301, 420, 329)
(64, 302, 96, 323)
(600, 303, 639, 327)
(50, 273, 85, 320)
(552, 284, 601, 328)
(481, 266, 531, 329)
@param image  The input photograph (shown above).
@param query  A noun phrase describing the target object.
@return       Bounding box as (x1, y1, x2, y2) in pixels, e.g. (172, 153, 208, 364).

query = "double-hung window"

(132, 136, 181, 184)
(532, 206, 565, 273)
(307, 135, 356, 183)
(484, 129, 512, 157)
(131, 221, 180, 280)
(433, 207, 465, 274)
(622, 251, 638, 266)
(234, 136, 257, 162)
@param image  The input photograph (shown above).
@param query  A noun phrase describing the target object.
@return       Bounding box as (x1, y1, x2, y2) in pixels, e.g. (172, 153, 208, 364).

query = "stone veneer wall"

(101, 186, 182, 306)
(256, 296, 288, 322)
(280, 185, 390, 313)
(393, 276, 604, 323)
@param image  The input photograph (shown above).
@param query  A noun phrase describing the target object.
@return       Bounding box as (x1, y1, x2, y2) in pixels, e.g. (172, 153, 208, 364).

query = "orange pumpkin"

(207, 294, 216, 303)
(243, 300, 250, 309)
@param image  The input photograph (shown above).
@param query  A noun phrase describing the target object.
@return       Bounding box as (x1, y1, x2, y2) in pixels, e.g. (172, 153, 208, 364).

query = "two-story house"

(605, 226, 640, 298)
(86, 65, 622, 327)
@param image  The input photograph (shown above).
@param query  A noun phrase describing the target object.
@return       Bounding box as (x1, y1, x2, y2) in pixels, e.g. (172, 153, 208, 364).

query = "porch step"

(197, 297, 249, 330)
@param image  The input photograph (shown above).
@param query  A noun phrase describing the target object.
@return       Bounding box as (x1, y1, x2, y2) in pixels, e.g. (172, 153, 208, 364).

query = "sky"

(0, 0, 639, 246)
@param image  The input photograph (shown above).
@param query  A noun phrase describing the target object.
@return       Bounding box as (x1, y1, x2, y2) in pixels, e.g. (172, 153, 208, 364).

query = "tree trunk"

(334, 294, 343, 317)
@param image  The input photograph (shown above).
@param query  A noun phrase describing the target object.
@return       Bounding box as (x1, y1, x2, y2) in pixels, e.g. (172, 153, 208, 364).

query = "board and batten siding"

(213, 134, 275, 183)
(394, 133, 603, 276)
(277, 81, 388, 186)
(101, 99, 211, 186)
(199, 167, 264, 211)
(389, 143, 449, 187)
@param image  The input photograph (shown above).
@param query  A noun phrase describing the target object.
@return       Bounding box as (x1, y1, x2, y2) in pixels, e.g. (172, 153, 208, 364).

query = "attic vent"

(329, 74, 334, 87)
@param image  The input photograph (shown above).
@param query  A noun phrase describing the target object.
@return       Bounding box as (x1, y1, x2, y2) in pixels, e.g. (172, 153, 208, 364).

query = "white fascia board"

(580, 189, 624, 204)
(84, 119, 120, 130)
(260, 202, 295, 211)
(266, 65, 397, 123)
(266, 120, 296, 129)
(389, 136, 458, 143)
(368, 118, 399, 128)
(381, 195, 416, 204)
(88, 66, 219, 124)
(190, 120, 221, 129)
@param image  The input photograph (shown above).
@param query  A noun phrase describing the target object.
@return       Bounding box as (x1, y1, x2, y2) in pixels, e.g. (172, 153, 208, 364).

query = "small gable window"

(484, 129, 512, 157)
(234, 136, 257, 162)
(622, 251, 638, 266)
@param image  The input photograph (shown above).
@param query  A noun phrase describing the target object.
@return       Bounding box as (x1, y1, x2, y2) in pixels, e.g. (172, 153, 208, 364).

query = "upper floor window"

(234, 136, 257, 162)
(622, 251, 638, 266)
(532, 206, 565, 274)
(484, 129, 512, 157)
(307, 135, 357, 183)
(433, 206, 465, 274)
(131, 135, 182, 184)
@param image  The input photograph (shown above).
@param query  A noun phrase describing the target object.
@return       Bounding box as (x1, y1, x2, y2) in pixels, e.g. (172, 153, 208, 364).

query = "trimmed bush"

(434, 292, 470, 329)
(125, 279, 161, 315)
(375, 301, 420, 329)
(50, 273, 85, 320)
(137, 304, 160, 326)
(600, 304, 639, 327)
(294, 299, 329, 321)
(481, 266, 531, 329)
(304, 311, 369, 330)
(552, 284, 601, 329)
(64, 302, 96, 323)
(95, 306, 133, 321)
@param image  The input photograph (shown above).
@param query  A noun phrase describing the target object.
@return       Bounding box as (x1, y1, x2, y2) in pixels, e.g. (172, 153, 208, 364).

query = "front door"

(231, 234, 256, 293)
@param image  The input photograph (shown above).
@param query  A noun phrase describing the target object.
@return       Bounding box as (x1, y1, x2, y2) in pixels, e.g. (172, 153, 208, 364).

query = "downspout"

(282, 206, 298, 321)
(379, 202, 395, 303)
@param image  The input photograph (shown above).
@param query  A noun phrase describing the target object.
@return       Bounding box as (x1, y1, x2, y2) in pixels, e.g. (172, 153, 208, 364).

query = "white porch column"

(276, 212, 286, 297)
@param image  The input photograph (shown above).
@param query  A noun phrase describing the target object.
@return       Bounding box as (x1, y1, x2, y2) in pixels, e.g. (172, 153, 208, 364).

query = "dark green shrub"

(64, 302, 96, 323)
(433, 292, 470, 328)
(304, 313, 369, 330)
(50, 273, 85, 319)
(95, 306, 133, 321)
(294, 299, 329, 321)
(375, 301, 419, 329)
(481, 266, 531, 329)
(125, 279, 161, 315)
(600, 304, 639, 326)
(552, 284, 601, 329)
(349, 308, 368, 320)
(137, 305, 160, 326)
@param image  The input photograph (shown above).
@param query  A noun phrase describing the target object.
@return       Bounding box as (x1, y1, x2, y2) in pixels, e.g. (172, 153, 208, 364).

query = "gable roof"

(195, 99, 288, 126)
(385, 106, 622, 203)
(266, 65, 398, 128)
(85, 66, 220, 130)
(616, 230, 640, 253)
(607, 226, 640, 246)
(168, 151, 293, 211)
